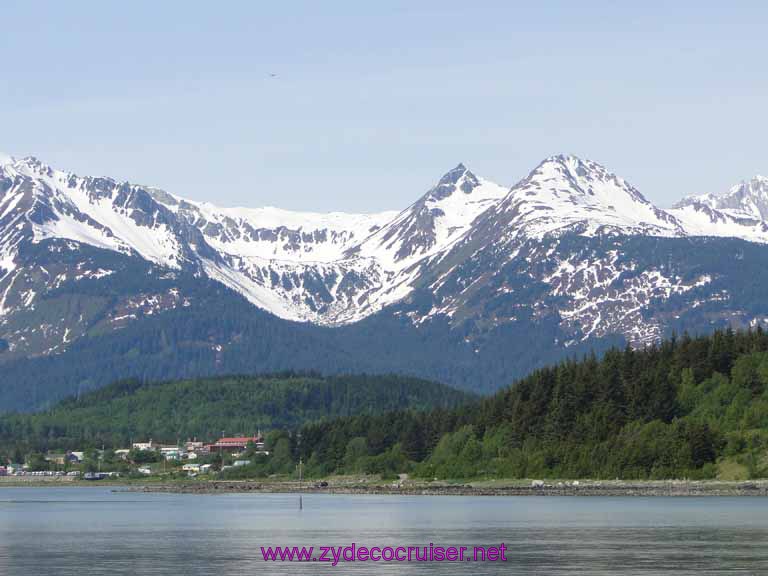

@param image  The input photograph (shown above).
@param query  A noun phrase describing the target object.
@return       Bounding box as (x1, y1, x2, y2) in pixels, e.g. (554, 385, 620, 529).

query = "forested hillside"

(0, 374, 471, 453)
(5, 330, 768, 481)
(295, 329, 768, 480)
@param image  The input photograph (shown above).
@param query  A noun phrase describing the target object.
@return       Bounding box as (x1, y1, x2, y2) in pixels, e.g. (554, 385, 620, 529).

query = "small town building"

(206, 436, 263, 454)
(132, 440, 157, 452)
(44, 452, 82, 465)
(158, 446, 183, 460)
(45, 453, 67, 465)
(185, 440, 204, 453)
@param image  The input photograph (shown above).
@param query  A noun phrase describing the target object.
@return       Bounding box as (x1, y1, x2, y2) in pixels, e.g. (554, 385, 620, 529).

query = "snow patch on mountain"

(545, 251, 713, 345)
(179, 201, 396, 263)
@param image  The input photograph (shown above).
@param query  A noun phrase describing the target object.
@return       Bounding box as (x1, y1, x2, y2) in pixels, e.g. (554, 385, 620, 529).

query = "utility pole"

(297, 431, 303, 511)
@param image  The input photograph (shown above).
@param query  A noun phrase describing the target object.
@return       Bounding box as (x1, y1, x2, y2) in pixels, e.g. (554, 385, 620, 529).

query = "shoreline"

(4, 477, 768, 496)
(120, 479, 768, 497)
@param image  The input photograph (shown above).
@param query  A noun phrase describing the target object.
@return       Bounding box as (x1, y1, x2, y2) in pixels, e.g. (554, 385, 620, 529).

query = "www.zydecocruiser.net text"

(261, 543, 508, 565)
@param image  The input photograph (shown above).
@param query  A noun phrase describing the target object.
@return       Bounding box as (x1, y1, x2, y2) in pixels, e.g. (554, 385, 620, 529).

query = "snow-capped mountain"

(4, 150, 768, 407)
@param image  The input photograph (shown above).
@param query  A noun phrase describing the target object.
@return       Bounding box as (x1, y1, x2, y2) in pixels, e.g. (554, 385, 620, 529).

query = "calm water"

(0, 487, 767, 575)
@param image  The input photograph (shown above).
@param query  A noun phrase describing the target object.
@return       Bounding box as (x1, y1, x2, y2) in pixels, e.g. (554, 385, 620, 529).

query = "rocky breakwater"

(124, 479, 768, 497)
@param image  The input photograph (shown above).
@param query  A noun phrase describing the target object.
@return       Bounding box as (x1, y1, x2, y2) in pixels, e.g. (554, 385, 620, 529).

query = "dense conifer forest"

(293, 329, 768, 480)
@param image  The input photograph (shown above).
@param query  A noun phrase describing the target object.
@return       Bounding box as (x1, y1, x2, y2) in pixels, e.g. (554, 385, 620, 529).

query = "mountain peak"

(537, 154, 610, 176)
(527, 155, 622, 195)
(437, 162, 469, 183)
(10, 155, 54, 177)
(530, 155, 611, 185)
(723, 175, 768, 220)
(676, 174, 768, 222)
(436, 162, 480, 200)
(731, 174, 768, 192)
(430, 163, 479, 199)
(494, 154, 684, 239)
(543, 153, 584, 164)
(0, 154, 55, 179)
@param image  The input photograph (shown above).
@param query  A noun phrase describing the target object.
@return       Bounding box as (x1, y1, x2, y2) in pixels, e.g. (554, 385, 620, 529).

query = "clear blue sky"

(1, 1, 766, 211)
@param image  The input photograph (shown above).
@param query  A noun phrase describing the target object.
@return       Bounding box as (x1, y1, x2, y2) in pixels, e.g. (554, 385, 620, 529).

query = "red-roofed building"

(206, 436, 264, 454)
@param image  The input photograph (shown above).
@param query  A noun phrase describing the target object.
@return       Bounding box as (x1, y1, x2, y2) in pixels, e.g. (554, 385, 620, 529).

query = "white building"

(114, 449, 131, 460)
(159, 446, 183, 460)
